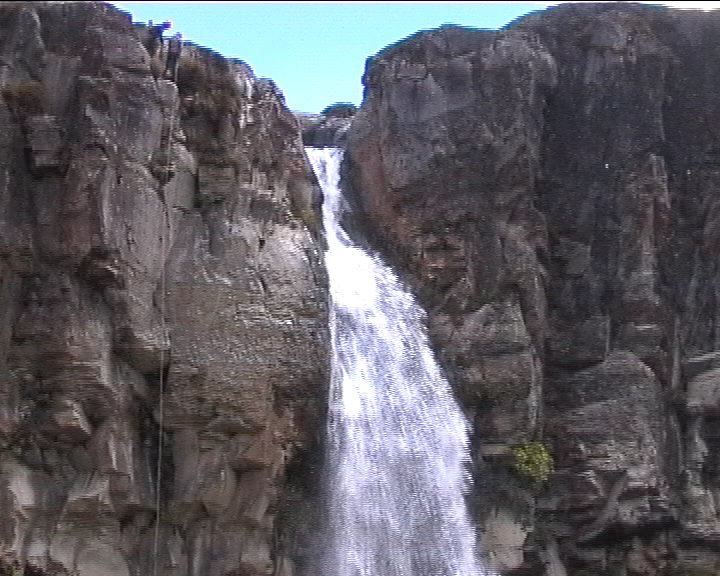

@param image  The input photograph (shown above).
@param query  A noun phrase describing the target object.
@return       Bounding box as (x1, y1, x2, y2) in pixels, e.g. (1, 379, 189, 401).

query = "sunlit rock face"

(345, 3, 720, 574)
(0, 3, 328, 576)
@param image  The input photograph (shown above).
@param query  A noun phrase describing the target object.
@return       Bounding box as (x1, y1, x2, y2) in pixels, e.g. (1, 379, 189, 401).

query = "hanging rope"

(152, 53, 180, 576)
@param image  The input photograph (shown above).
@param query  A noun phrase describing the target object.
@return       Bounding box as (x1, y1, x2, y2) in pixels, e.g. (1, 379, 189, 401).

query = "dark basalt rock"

(297, 112, 352, 148)
(0, 3, 328, 576)
(345, 3, 720, 574)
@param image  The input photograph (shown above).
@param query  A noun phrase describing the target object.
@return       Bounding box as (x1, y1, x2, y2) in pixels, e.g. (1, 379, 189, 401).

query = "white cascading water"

(306, 147, 489, 576)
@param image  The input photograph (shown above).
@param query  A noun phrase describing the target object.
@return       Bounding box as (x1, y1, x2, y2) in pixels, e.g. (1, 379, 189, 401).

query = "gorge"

(4, 2, 720, 576)
(307, 147, 486, 576)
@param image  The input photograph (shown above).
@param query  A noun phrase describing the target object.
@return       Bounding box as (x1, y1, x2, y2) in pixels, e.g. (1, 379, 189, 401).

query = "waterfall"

(306, 147, 488, 576)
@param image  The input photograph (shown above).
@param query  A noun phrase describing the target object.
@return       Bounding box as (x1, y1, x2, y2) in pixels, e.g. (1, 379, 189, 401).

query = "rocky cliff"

(297, 113, 352, 149)
(0, 3, 328, 576)
(344, 3, 720, 575)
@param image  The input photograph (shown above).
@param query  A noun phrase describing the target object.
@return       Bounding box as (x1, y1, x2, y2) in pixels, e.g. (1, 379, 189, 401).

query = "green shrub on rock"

(320, 102, 358, 118)
(510, 441, 553, 485)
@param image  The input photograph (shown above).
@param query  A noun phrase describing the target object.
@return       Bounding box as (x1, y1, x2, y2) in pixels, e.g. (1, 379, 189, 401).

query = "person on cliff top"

(146, 20, 172, 58)
(164, 33, 183, 80)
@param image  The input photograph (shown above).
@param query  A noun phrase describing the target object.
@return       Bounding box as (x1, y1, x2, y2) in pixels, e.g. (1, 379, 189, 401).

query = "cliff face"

(297, 113, 352, 149)
(345, 4, 720, 575)
(0, 3, 328, 576)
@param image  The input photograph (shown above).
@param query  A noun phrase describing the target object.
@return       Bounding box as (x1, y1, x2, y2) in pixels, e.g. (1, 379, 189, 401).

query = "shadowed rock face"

(297, 113, 353, 148)
(0, 3, 328, 576)
(345, 3, 720, 575)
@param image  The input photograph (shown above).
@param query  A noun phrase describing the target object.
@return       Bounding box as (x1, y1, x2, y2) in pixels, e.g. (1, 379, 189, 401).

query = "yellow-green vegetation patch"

(510, 441, 553, 486)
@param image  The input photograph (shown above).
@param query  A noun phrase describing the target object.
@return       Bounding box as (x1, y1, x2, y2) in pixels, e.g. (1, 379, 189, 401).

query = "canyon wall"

(0, 3, 328, 576)
(6, 1, 720, 575)
(344, 3, 720, 575)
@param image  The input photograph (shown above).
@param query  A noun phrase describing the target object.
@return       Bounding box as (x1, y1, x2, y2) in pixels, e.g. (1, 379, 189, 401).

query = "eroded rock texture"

(345, 4, 720, 575)
(0, 3, 327, 576)
(297, 113, 352, 148)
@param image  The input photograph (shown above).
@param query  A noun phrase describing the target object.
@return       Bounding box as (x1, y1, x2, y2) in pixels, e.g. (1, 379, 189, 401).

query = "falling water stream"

(306, 147, 489, 576)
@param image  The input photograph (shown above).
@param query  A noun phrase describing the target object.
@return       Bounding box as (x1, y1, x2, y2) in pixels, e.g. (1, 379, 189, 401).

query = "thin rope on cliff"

(151, 54, 180, 576)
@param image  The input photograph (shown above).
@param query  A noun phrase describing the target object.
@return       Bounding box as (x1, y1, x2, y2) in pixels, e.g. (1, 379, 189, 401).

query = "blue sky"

(111, 2, 713, 114)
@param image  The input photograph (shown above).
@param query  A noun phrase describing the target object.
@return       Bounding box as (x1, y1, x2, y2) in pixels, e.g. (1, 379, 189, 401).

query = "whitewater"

(306, 147, 490, 576)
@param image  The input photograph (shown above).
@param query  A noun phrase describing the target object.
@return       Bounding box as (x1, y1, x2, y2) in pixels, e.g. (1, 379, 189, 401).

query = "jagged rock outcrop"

(297, 113, 352, 148)
(0, 3, 327, 576)
(345, 4, 720, 575)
